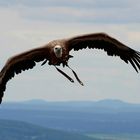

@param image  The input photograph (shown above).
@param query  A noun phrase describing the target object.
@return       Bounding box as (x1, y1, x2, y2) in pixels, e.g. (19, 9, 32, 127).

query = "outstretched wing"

(67, 32, 140, 72)
(0, 45, 50, 103)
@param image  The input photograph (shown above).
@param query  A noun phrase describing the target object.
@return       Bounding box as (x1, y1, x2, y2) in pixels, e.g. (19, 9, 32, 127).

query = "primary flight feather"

(0, 33, 140, 103)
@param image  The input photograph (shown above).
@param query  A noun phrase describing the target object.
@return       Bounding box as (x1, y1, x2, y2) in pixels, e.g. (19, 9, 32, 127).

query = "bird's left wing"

(0, 45, 50, 103)
(66, 33, 140, 72)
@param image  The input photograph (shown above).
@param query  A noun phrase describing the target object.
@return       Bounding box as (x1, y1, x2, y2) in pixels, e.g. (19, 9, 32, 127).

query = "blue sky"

(0, 0, 140, 103)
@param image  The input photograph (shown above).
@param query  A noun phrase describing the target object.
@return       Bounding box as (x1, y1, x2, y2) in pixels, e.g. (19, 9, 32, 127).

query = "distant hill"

(0, 99, 140, 134)
(0, 119, 96, 140)
(1, 99, 140, 112)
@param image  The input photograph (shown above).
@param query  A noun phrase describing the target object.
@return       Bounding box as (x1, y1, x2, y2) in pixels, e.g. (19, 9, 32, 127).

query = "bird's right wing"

(0, 45, 50, 103)
(66, 33, 140, 72)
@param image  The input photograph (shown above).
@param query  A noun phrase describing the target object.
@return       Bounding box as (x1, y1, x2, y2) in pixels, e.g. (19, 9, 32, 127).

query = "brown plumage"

(0, 33, 140, 103)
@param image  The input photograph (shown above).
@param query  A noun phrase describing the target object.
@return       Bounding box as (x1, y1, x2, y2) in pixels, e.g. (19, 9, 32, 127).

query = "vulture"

(0, 32, 140, 103)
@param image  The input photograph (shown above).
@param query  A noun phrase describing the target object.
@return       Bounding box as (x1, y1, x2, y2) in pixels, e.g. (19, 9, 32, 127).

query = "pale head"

(53, 45, 63, 58)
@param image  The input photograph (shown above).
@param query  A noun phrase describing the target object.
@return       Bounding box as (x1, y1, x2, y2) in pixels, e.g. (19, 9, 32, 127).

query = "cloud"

(0, 0, 139, 8)
(0, 0, 140, 103)
(0, 0, 140, 24)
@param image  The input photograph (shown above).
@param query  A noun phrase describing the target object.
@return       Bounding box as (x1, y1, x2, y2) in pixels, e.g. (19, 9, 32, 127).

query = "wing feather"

(67, 32, 140, 72)
(0, 46, 50, 103)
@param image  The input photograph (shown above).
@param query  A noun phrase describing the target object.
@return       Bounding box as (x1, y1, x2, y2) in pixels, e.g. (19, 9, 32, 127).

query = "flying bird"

(0, 33, 140, 103)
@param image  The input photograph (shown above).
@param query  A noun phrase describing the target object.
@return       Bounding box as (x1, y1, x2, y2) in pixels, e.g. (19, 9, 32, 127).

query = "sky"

(0, 0, 140, 103)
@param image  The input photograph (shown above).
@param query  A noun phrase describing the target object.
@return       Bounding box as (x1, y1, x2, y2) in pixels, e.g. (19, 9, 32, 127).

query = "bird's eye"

(54, 47, 59, 50)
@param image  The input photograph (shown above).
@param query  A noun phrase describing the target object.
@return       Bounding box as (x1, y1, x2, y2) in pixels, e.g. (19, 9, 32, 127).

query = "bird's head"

(53, 45, 63, 58)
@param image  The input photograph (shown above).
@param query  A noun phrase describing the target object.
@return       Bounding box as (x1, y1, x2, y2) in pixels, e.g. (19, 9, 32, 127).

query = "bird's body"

(0, 32, 140, 103)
